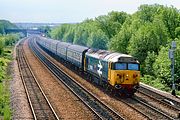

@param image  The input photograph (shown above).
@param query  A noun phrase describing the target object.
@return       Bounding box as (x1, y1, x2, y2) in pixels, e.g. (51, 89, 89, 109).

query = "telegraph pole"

(169, 41, 176, 96)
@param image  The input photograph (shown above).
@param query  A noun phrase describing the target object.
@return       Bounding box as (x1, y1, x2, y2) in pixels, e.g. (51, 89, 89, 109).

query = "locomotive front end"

(107, 55, 140, 95)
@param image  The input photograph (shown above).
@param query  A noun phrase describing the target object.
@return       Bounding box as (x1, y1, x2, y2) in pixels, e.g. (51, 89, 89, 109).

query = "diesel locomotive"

(36, 36, 140, 95)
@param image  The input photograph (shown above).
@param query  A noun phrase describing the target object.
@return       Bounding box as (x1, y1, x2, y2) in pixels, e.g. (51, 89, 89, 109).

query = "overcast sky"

(0, 0, 179, 23)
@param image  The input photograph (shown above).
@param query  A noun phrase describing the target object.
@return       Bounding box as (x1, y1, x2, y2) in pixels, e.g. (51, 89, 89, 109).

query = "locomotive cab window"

(113, 63, 139, 71)
(128, 63, 139, 71)
(114, 63, 127, 70)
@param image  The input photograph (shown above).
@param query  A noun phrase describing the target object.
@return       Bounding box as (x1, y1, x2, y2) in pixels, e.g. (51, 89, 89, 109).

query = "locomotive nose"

(125, 74, 129, 80)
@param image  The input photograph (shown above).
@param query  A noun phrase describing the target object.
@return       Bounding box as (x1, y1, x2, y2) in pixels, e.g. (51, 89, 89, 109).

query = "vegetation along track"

(28, 38, 125, 120)
(16, 39, 59, 120)
(137, 85, 180, 118)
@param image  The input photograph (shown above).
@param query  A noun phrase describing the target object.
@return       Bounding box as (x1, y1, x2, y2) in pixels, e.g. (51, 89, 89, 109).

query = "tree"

(4, 34, 19, 46)
(63, 26, 75, 43)
(108, 17, 133, 53)
(175, 27, 180, 38)
(50, 24, 70, 40)
(0, 37, 4, 55)
(161, 6, 180, 39)
(174, 38, 180, 85)
(153, 46, 171, 85)
(144, 51, 157, 75)
(73, 25, 89, 46)
(0, 24, 4, 35)
(87, 30, 108, 49)
(39, 26, 51, 37)
(137, 4, 164, 22)
(127, 18, 168, 63)
(95, 11, 129, 39)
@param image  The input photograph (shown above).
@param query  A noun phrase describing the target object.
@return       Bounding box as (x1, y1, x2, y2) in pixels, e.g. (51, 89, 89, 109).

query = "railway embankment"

(10, 39, 33, 119)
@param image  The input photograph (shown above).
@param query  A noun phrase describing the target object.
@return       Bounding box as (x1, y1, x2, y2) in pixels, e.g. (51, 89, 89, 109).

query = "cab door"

(108, 62, 112, 82)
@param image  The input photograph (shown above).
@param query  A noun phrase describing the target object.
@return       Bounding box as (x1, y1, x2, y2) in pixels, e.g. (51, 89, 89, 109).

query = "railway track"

(29, 37, 125, 120)
(139, 85, 180, 108)
(137, 85, 180, 119)
(116, 95, 175, 120)
(16, 40, 59, 120)
(137, 88, 180, 118)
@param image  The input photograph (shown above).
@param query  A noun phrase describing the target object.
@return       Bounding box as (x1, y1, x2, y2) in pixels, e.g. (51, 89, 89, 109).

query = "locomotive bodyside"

(85, 49, 140, 94)
(85, 49, 110, 84)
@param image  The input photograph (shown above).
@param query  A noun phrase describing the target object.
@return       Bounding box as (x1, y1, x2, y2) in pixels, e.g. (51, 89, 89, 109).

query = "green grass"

(141, 75, 180, 96)
(0, 46, 13, 120)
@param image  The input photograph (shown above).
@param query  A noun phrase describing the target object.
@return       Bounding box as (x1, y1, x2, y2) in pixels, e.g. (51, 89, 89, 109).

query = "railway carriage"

(56, 42, 71, 60)
(66, 44, 89, 68)
(49, 40, 59, 54)
(38, 37, 48, 49)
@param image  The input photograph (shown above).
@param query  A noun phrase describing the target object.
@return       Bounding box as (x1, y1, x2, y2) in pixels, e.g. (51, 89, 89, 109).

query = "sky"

(0, 0, 179, 23)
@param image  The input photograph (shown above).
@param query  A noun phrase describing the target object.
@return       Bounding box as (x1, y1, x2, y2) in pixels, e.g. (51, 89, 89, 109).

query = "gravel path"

(24, 39, 95, 119)
(10, 39, 33, 120)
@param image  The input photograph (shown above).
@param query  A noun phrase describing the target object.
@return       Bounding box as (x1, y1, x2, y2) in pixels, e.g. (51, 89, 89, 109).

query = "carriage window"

(114, 63, 127, 70)
(128, 64, 139, 70)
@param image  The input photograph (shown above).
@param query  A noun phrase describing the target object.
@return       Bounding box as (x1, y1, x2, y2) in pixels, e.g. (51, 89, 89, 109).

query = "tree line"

(0, 20, 19, 56)
(50, 4, 180, 93)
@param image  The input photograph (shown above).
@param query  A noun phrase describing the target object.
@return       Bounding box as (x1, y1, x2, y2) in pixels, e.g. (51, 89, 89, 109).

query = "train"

(35, 36, 140, 95)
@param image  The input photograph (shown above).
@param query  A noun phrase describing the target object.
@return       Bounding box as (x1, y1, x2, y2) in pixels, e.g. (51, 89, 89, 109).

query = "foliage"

(127, 19, 168, 63)
(175, 27, 180, 38)
(38, 26, 51, 37)
(174, 38, 180, 85)
(0, 37, 5, 55)
(87, 29, 108, 49)
(108, 17, 132, 53)
(0, 24, 5, 35)
(4, 34, 20, 46)
(141, 75, 171, 92)
(0, 20, 17, 35)
(161, 6, 180, 39)
(0, 20, 17, 29)
(153, 46, 171, 85)
(0, 34, 19, 56)
(50, 4, 180, 94)
(50, 11, 127, 49)
(73, 25, 89, 46)
(0, 20, 19, 119)
(144, 51, 157, 75)
(0, 52, 12, 120)
(51, 24, 70, 40)
(152, 38, 180, 88)
(95, 11, 129, 39)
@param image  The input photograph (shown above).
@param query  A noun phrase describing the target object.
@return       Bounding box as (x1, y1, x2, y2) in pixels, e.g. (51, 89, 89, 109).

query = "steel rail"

(29, 38, 125, 120)
(16, 39, 59, 120)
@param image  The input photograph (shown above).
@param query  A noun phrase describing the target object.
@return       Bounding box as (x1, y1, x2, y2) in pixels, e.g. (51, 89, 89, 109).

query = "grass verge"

(0, 46, 13, 120)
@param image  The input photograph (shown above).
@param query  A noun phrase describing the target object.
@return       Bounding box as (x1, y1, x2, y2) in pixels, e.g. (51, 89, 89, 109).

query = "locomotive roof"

(68, 44, 89, 53)
(57, 42, 71, 47)
(86, 49, 138, 63)
(41, 38, 59, 45)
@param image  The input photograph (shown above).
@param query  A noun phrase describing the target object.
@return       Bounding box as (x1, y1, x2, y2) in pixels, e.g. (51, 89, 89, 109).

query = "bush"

(141, 75, 171, 92)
